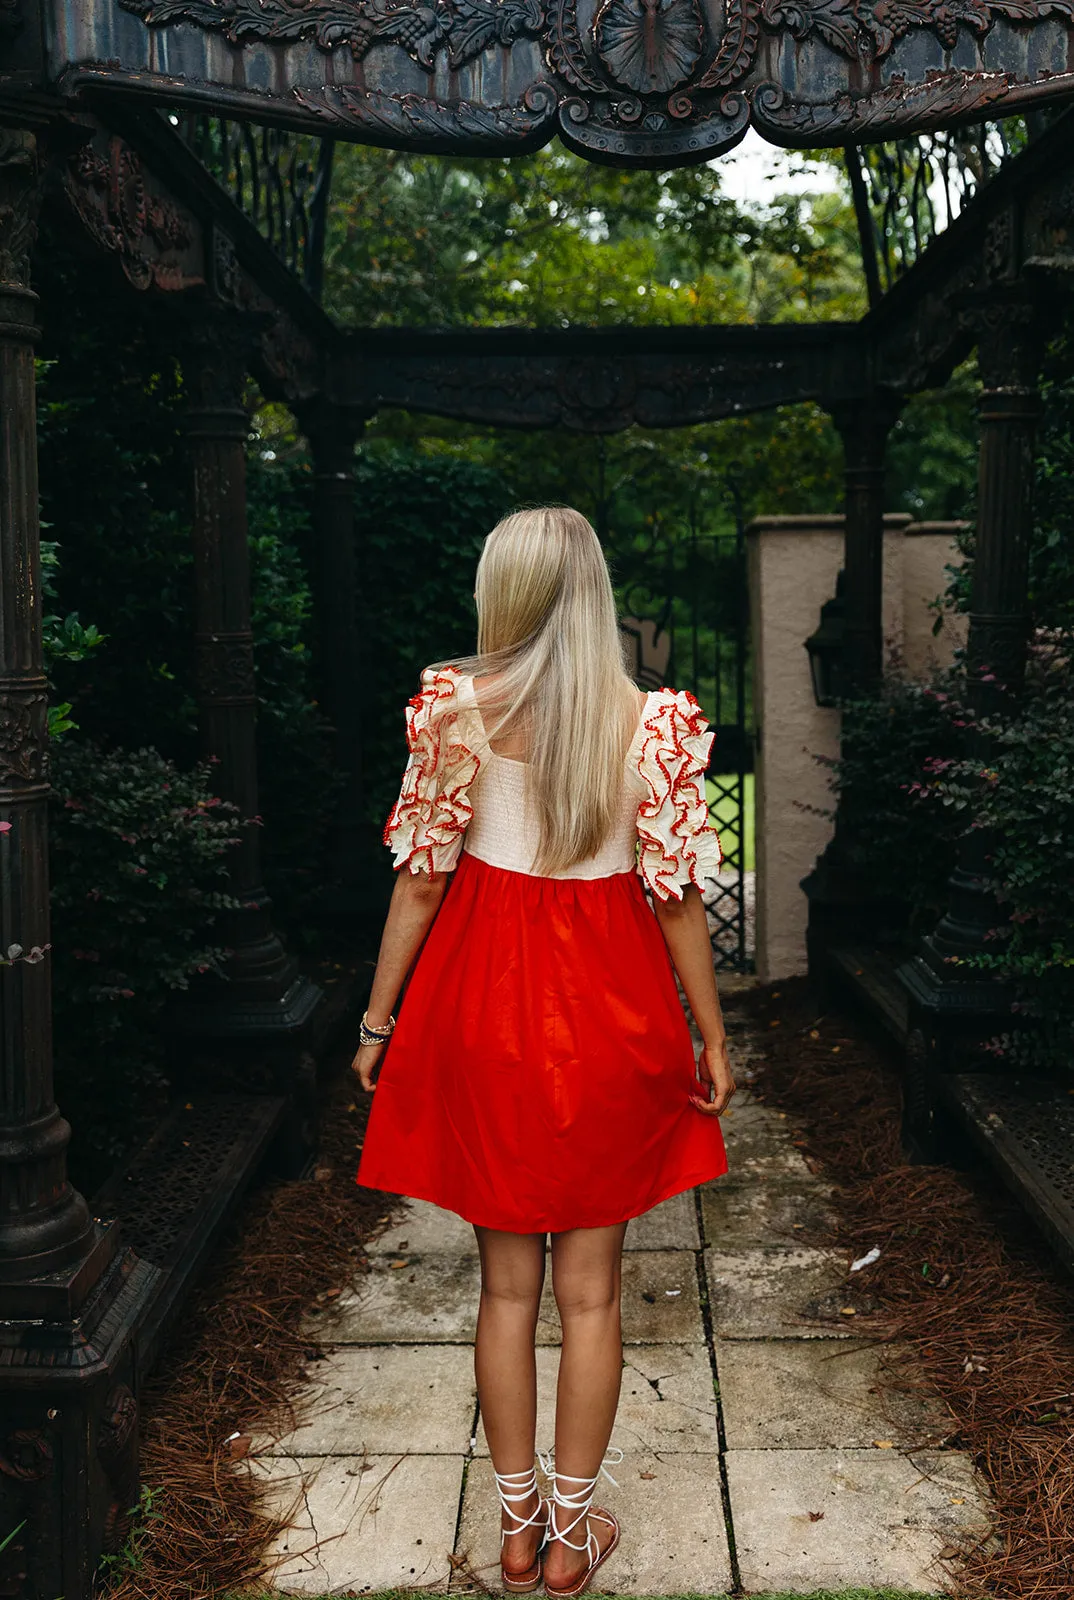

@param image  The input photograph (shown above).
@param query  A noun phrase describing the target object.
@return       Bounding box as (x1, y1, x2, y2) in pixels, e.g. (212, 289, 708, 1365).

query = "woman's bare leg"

(543, 1222, 627, 1589)
(474, 1226, 547, 1576)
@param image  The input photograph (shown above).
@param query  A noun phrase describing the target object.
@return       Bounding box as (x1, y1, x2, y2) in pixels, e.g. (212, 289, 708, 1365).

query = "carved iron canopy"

(36, 0, 1074, 166)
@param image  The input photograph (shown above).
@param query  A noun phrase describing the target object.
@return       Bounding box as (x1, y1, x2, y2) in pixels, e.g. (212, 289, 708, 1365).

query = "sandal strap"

(540, 1449, 623, 1560)
(494, 1466, 546, 1549)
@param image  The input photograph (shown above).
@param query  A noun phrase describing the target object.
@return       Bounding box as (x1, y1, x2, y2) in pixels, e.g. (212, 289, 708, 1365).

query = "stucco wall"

(902, 521, 969, 676)
(748, 516, 964, 982)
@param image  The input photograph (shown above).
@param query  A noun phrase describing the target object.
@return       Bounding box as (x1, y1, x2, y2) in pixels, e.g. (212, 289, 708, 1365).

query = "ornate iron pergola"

(2, 5, 1074, 1594)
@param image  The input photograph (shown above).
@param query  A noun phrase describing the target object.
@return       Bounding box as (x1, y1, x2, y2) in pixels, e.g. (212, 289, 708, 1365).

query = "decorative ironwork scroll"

(175, 114, 332, 298)
(845, 121, 1031, 300)
(36, 0, 1074, 166)
(61, 127, 205, 292)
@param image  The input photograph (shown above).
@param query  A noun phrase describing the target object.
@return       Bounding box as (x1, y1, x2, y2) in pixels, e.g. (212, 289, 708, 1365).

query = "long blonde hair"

(441, 506, 639, 875)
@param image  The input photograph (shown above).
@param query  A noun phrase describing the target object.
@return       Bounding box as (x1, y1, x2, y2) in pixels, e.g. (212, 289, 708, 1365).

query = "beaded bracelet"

(358, 1010, 396, 1048)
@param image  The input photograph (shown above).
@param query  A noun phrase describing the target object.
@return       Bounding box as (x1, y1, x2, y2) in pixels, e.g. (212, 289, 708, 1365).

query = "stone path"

(251, 1022, 989, 1595)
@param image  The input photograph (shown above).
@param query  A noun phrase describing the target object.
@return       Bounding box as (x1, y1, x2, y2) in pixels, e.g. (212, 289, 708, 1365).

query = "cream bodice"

(464, 750, 646, 880)
(383, 667, 723, 900)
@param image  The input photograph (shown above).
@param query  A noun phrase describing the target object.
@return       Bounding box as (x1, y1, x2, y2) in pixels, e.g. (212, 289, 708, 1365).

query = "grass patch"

(272, 1590, 940, 1600)
(707, 772, 755, 872)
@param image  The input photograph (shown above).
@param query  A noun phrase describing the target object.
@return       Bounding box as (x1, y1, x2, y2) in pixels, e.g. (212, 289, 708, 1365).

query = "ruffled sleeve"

(383, 666, 483, 876)
(634, 688, 723, 901)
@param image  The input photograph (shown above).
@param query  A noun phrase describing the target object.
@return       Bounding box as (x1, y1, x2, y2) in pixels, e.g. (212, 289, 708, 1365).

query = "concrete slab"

(701, 1179, 835, 1251)
(252, 1452, 464, 1593)
(538, 1251, 705, 1346)
(717, 1118, 816, 1183)
(625, 1190, 700, 1251)
(254, 1346, 476, 1457)
(455, 1454, 732, 1595)
(474, 1344, 719, 1457)
(705, 1248, 871, 1339)
(371, 1199, 478, 1257)
(718, 1340, 951, 1450)
(715, 1091, 780, 1128)
(315, 1253, 482, 1344)
(727, 1447, 988, 1593)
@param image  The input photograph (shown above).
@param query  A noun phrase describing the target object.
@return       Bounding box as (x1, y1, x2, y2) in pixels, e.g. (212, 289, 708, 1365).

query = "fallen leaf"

(949, 1497, 965, 1505)
(938, 1543, 962, 1560)
(225, 1434, 251, 1460)
(640, 1471, 657, 1480)
(390, 1259, 409, 1269)
(324, 1286, 342, 1300)
(839, 1306, 857, 1316)
(807, 1510, 825, 1522)
(831, 1045, 841, 1053)
(809, 1029, 819, 1040)
(769, 1019, 781, 1028)
(872, 1440, 894, 1449)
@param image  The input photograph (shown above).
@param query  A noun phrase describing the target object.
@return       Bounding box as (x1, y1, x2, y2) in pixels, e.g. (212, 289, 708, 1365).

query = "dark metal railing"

(173, 112, 334, 300)
(616, 473, 753, 974)
(845, 116, 1054, 306)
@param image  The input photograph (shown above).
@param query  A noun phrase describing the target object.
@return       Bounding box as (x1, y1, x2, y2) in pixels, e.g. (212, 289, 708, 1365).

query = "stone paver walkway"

(251, 1022, 990, 1595)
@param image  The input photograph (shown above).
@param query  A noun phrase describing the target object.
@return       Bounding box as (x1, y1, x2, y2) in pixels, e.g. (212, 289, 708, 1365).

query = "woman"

(353, 506, 733, 1599)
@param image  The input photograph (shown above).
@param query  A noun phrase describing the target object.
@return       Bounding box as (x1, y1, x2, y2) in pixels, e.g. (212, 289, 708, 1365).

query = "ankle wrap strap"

(540, 1448, 623, 1554)
(493, 1466, 546, 1549)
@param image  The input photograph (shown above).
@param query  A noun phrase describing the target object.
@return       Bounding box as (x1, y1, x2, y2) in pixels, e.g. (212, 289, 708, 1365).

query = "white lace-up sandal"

(541, 1451, 622, 1600)
(495, 1465, 550, 1593)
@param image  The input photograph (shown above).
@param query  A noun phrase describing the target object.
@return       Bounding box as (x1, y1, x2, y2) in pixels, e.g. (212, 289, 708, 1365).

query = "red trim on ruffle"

(635, 686, 723, 901)
(383, 666, 482, 876)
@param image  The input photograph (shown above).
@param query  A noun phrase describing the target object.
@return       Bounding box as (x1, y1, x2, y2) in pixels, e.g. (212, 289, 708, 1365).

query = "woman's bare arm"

(352, 869, 450, 1090)
(651, 885, 736, 1115)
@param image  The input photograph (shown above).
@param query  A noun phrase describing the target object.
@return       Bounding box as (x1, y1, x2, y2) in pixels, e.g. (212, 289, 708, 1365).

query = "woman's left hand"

(691, 1038, 736, 1116)
(351, 1040, 387, 1093)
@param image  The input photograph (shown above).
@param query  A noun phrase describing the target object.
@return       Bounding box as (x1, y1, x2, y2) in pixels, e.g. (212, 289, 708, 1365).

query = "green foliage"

(97, 1484, 164, 1578)
(50, 741, 240, 1187)
(830, 673, 967, 931)
(245, 447, 341, 929)
(1031, 316, 1074, 631)
(352, 442, 513, 824)
(924, 639, 1074, 1071)
(322, 146, 867, 328)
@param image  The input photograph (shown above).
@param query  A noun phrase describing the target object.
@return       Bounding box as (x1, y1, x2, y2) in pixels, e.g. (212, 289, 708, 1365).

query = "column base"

(0, 1243, 164, 1600)
(801, 833, 909, 991)
(168, 970, 323, 1041)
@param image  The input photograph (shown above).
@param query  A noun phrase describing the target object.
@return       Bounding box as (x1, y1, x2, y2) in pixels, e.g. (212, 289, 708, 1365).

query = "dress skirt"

(356, 849, 728, 1233)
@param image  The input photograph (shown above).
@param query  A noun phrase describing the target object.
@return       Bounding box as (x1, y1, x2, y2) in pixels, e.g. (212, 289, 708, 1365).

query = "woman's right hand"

(691, 1038, 736, 1116)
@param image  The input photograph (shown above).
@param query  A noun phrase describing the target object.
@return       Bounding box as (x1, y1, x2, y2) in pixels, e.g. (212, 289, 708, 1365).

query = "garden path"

(250, 1004, 989, 1595)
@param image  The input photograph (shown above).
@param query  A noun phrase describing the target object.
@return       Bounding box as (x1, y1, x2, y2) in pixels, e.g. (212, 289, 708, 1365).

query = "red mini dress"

(356, 668, 729, 1233)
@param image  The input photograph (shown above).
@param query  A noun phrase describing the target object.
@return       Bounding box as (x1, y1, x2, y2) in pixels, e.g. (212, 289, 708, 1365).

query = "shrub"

(925, 636, 1074, 1072)
(829, 670, 968, 931)
(50, 741, 241, 1188)
(246, 459, 341, 931)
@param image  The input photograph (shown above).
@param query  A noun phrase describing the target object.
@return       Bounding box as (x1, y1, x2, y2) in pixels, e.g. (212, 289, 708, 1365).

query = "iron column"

(178, 323, 321, 1042)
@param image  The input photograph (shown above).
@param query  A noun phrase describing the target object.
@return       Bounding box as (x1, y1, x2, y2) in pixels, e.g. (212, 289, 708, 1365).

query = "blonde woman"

(354, 506, 733, 1598)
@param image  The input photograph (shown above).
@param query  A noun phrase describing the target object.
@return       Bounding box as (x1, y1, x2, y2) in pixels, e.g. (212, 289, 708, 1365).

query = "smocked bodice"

(383, 667, 723, 900)
(464, 752, 646, 880)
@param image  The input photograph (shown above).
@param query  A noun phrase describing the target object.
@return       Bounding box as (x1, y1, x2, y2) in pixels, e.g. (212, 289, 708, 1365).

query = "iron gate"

(616, 474, 753, 973)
